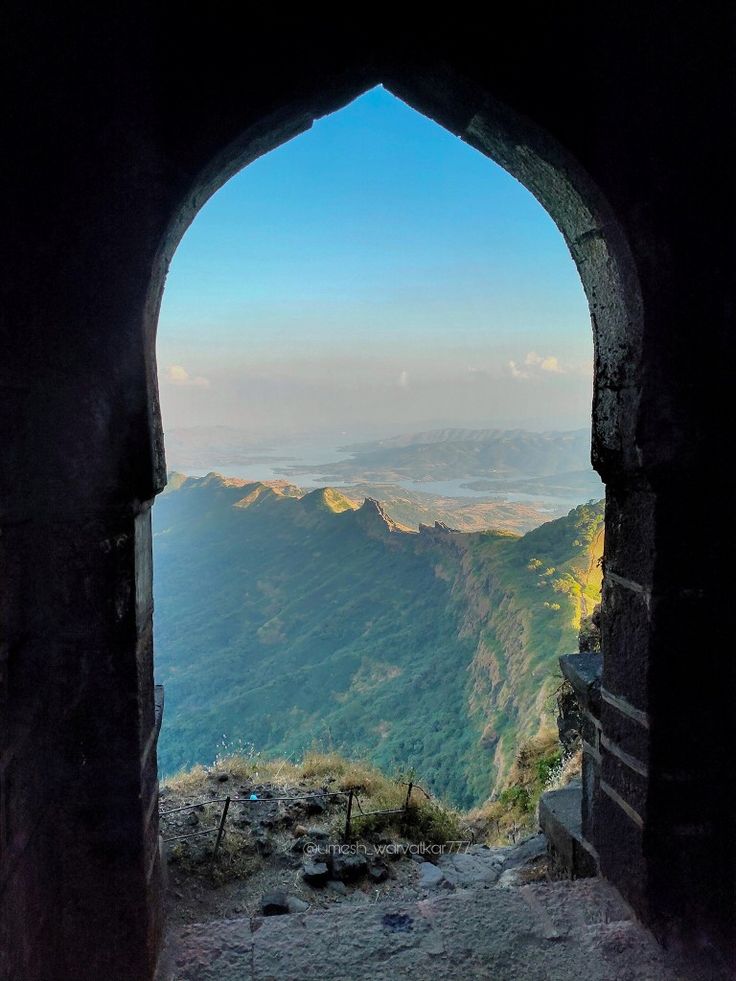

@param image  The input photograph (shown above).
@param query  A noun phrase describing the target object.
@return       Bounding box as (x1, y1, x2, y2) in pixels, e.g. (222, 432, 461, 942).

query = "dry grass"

(302, 751, 399, 797)
(467, 728, 579, 846)
(162, 749, 463, 846)
(165, 763, 211, 795)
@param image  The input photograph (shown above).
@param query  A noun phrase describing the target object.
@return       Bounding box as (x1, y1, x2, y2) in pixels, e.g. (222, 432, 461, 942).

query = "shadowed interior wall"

(0, 9, 733, 979)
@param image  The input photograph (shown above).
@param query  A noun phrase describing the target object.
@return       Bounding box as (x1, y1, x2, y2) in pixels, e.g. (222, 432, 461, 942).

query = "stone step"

(539, 785, 598, 877)
(157, 877, 678, 980)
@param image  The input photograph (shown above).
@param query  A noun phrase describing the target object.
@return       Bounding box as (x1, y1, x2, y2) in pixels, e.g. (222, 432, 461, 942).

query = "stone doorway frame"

(4, 43, 730, 977)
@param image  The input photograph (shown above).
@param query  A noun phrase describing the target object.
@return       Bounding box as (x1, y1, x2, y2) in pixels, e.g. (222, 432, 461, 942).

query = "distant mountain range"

(280, 428, 598, 484)
(153, 473, 603, 807)
(343, 427, 590, 453)
(163, 426, 600, 486)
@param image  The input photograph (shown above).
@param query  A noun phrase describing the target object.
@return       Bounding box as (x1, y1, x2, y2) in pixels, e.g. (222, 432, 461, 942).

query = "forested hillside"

(153, 473, 603, 807)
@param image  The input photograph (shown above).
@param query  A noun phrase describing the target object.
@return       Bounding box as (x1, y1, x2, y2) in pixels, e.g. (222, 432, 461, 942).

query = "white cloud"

(509, 351, 566, 379)
(164, 364, 210, 388)
(398, 369, 410, 388)
(540, 355, 563, 373)
(508, 360, 530, 380)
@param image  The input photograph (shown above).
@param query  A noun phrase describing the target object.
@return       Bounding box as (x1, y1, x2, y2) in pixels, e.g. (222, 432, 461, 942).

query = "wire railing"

(159, 781, 431, 859)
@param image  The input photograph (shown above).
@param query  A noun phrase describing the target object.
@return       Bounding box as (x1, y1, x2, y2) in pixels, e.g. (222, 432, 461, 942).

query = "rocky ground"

(158, 773, 701, 980)
(161, 772, 550, 927)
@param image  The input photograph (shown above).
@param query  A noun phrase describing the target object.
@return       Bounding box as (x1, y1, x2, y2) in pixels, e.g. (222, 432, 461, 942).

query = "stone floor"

(157, 876, 684, 980)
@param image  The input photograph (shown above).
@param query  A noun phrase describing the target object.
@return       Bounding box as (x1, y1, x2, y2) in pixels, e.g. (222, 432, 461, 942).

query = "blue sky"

(157, 86, 592, 436)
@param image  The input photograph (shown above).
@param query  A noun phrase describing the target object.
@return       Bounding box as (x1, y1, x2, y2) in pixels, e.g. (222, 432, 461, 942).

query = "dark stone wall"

(1, 7, 733, 977)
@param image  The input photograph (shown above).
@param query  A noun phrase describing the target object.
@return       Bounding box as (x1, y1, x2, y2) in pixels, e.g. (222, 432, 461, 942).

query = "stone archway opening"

(8, 23, 732, 977)
(151, 83, 603, 825)
(143, 67, 645, 952)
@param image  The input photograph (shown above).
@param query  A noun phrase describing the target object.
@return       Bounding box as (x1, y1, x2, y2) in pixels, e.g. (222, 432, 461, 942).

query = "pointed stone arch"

(1, 16, 732, 979)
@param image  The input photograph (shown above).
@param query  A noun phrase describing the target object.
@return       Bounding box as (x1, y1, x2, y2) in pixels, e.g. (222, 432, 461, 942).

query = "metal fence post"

(344, 788, 353, 840)
(403, 781, 413, 815)
(213, 795, 231, 858)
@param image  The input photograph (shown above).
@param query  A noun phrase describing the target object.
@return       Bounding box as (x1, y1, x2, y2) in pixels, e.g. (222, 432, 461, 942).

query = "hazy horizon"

(157, 86, 593, 437)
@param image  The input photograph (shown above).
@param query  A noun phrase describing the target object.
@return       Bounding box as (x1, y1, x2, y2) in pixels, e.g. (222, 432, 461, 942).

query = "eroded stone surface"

(158, 878, 679, 980)
(438, 850, 503, 886)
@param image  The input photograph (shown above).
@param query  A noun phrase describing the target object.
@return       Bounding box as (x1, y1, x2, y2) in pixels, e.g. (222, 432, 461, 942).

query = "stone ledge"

(539, 784, 598, 878)
(560, 652, 602, 717)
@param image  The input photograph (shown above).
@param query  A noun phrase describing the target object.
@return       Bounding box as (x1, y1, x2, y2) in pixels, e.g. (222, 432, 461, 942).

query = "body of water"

(169, 436, 599, 511)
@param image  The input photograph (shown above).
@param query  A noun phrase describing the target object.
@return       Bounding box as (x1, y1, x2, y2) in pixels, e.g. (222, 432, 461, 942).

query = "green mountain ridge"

(153, 473, 603, 808)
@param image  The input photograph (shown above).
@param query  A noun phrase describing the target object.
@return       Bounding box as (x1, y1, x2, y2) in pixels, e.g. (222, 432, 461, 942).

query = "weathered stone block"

(539, 785, 597, 878)
(600, 697, 650, 767)
(596, 787, 647, 923)
(581, 746, 600, 843)
(601, 746, 648, 821)
(600, 578, 651, 709)
(602, 484, 656, 586)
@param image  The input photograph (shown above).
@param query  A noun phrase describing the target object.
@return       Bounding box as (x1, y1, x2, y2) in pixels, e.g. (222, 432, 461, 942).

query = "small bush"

(535, 751, 562, 785)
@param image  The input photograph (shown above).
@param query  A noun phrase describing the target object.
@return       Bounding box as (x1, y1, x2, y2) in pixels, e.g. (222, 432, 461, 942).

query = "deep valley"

(153, 473, 603, 808)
